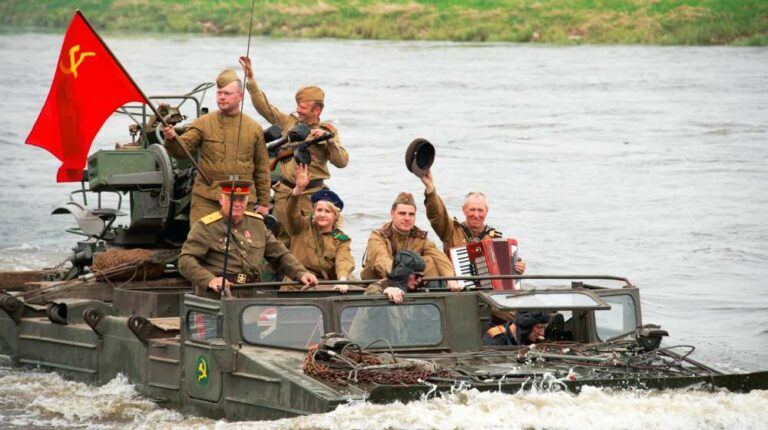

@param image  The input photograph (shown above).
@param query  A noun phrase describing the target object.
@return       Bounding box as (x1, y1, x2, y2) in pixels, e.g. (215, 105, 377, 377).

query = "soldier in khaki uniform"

(420, 170, 526, 274)
(360, 192, 462, 291)
(283, 163, 354, 291)
(162, 69, 271, 224)
(239, 56, 349, 246)
(179, 180, 317, 300)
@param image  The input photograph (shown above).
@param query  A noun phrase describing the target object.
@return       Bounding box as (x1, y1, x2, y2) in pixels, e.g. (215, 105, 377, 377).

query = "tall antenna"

(221, 0, 258, 298)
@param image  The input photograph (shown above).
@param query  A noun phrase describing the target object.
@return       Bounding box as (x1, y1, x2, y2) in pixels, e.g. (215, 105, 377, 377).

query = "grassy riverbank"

(2, 0, 766, 45)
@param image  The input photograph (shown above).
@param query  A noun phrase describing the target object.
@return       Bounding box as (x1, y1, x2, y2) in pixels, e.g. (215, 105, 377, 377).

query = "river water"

(0, 32, 767, 428)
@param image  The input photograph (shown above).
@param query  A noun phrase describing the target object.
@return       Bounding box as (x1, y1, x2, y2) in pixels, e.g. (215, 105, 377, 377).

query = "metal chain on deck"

(91, 249, 165, 281)
(303, 345, 458, 386)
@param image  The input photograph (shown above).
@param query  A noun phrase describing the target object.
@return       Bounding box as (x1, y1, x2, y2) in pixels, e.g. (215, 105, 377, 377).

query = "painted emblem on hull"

(196, 355, 209, 386)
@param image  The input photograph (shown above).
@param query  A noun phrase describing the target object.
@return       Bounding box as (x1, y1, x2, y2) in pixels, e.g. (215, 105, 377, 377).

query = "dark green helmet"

(387, 250, 425, 289)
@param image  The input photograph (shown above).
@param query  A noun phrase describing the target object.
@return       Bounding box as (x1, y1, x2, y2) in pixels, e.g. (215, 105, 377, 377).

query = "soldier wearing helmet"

(364, 251, 427, 304)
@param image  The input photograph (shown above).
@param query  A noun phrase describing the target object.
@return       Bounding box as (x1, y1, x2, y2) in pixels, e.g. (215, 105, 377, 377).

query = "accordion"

(449, 238, 519, 290)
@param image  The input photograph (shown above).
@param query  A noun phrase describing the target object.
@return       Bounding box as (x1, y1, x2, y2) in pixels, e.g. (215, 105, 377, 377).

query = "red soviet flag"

(26, 10, 147, 182)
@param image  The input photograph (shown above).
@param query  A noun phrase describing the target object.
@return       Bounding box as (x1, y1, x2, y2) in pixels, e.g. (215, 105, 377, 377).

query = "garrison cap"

(216, 68, 241, 89)
(217, 179, 253, 195)
(295, 85, 325, 104)
(311, 189, 344, 212)
(405, 138, 435, 178)
(393, 192, 416, 208)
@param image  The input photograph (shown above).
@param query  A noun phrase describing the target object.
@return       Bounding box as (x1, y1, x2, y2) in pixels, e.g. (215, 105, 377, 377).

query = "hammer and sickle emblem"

(197, 357, 208, 383)
(58, 44, 96, 79)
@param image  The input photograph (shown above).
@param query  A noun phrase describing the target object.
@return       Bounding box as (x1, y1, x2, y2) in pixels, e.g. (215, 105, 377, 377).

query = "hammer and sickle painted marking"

(197, 357, 208, 383)
(58, 44, 96, 78)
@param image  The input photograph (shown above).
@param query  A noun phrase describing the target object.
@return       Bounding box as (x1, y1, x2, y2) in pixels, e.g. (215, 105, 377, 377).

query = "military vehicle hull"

(3, 273, 768, 422)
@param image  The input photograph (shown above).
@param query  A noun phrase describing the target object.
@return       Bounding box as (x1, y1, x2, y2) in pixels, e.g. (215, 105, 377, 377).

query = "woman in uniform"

(284, 164, 354, 292)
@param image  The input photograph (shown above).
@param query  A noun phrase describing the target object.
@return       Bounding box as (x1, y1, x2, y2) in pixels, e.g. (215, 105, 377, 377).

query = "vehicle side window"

(595, 294, 637, 340)
(187, 311, 218, 342)
(341, 304, 443, 347)
(241, 305, 324, 350)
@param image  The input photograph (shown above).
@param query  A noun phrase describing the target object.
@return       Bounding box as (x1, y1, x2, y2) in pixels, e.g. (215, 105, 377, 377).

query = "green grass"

(1, 0, 766, 45)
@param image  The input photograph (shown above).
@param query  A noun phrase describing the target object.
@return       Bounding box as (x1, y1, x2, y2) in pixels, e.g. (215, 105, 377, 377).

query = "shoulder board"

(245, 211, 264, 220)
(319, 121, 336, 133)
(487, 228, 503, 238)
(201, 211, 222, 225)
(410, 226, 428, 239)
(331, 229, 350, 242)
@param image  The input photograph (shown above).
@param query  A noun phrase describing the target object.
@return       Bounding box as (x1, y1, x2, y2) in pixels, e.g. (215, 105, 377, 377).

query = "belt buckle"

(236, 273, 247, 284)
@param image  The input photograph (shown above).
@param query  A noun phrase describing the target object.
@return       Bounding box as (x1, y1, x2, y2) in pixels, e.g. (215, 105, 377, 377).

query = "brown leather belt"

(224, 273, 258, 284)
(280, 178, 324, 190)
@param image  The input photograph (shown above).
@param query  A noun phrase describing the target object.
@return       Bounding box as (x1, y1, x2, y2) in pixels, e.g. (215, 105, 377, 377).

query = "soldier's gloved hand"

(383, 287, 404, 304)
(162, 125, 177, 140)
(515, 258, 526, 275)
(447, 280, 464, 292)
(299, 272, 318, 288)
(208, 276, 231, 293)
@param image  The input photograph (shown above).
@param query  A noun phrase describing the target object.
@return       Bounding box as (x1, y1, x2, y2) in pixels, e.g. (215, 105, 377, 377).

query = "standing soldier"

(239, 56, 349, 246)
(162, 68, 271, 224)
(178, 180, 317, 299)
(420, 170, 526, 275)
(360, 192, 462, 291)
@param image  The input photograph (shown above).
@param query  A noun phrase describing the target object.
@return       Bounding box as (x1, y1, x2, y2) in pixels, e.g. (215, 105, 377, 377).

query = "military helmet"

(513, 311, 550, 345)
(387, 250, 426, 290)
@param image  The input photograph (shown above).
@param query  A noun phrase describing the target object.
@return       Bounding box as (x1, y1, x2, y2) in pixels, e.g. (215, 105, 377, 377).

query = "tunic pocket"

(203, 137, 226, 162)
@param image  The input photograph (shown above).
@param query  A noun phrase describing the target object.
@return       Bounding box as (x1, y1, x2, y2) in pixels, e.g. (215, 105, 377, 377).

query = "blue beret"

(311, 189, 344, 212)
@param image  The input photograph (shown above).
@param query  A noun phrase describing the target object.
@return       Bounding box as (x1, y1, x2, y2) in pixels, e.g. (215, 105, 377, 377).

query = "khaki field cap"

(404, 138, 435, 178)
(295, 85, 325, 104)
(393, 192, 416, 208)
(216, 69, 241, 89)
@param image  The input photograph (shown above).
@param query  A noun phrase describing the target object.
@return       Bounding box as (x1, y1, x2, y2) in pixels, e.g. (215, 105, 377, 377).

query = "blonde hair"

(314, 200, 344, 229)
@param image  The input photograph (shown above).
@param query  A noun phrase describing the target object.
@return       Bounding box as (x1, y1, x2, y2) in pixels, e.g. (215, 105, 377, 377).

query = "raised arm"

(421, 170, 454, 242)
(240, 56, 294, 128)
(286, 164, 312, 234)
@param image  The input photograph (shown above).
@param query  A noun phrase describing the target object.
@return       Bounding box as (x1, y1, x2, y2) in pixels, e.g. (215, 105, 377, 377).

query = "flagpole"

(220, 0, 257, 299)
(75, 10, 212, 185)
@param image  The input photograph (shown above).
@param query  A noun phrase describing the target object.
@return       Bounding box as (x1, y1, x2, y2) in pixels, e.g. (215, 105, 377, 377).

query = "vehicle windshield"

(340, 304, 443, 347)
(485, 290, 609, 310)
(241, 304, 324, 350)
(595, 294, 638, 340)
